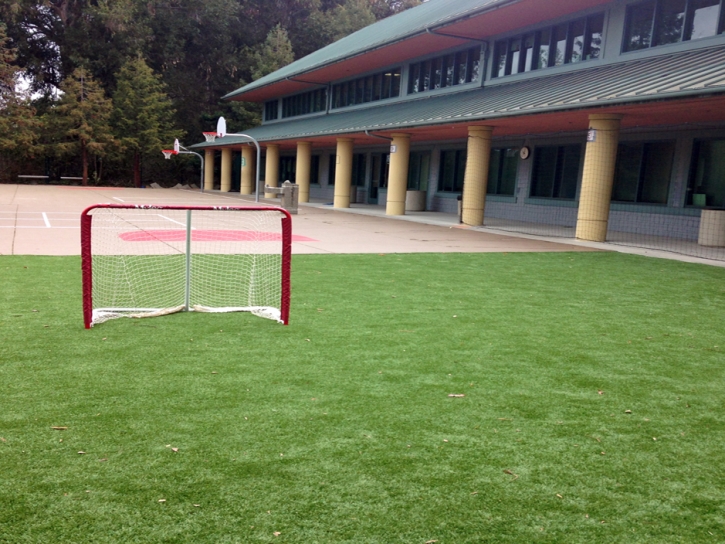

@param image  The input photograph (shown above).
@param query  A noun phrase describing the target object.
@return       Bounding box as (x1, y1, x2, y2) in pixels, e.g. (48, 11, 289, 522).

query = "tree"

(306, 0, 376, 52)
(45, 67, 114, 185)
(0, 23, 38, 161)
(112, 56, 182, 187)
(250, 24, 295, 81)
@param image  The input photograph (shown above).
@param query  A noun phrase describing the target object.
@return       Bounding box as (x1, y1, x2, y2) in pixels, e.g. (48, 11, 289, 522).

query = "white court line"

(112, 197, 125, 202)
(157, 214, 191, 228)
(42, 212, 51, 228)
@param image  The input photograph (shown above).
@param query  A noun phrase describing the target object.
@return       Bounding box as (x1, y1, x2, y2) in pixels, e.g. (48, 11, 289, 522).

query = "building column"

(264, 144, 280, 199)
(204, 149, 215, 191)
(333, 138, 354, 208)
(575, 114, 623, 242)
(461, 126, 494, 226)
(386, 133, 411, 215)
(240, 145, 255, 195)
(220, 148, 232, 192)
(296, 141, 312, 203)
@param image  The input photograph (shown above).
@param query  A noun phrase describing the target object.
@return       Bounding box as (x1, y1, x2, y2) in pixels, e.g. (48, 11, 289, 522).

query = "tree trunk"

(81, 140, 88, 186)
(134, 151, 141, 188)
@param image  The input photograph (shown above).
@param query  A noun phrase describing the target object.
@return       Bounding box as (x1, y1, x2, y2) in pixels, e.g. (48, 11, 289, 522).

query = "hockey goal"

(81, 204, 292, 328)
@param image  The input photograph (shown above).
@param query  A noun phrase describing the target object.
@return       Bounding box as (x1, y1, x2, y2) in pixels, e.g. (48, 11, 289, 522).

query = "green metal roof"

(198, 45, 725, 148)
(222, 0, 506, 101)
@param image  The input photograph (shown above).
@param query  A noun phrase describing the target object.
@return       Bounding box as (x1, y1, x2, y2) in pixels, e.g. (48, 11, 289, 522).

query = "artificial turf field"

(1, 252, 724, 543)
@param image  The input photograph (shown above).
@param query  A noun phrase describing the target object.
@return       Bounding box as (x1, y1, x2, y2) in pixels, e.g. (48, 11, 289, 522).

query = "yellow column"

(461, 126, 494, 226)
(204, 149, 215, 191)
(264, 144, 279, 199)
(333, 138, 354, 208)
(296, 141, 312, 203)
(386, 133, 411, 215)
(240, 145, 255, 195)
(220, 148, 232, 192)
(576, 114, 623, 242)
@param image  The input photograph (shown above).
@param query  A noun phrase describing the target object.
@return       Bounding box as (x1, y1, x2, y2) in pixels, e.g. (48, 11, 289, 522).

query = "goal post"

(81, 204, 292, 328)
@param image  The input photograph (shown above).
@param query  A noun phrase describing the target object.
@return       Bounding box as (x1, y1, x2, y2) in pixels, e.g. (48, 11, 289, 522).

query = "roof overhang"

(225, 0, 613, 103)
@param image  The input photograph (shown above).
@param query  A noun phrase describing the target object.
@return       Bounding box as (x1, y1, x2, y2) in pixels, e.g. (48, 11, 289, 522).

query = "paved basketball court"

(0, 184, 596, 256)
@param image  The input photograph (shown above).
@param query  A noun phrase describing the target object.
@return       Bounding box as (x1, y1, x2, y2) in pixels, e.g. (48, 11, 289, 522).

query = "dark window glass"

(586, 14, 605, 59)
(613, 141, 674, 204)
(280, 157, 296, 183)
(688, 139, 725, 207)
(407, 151, 431, 190)
(422, 60, 432, 91)
(391, 68, 401, 97)
(409, 63, 420, 93)
(328, 154, 336, 186)
(433, 57, 443, 89)
(655, 0, 686, 45)
(624, 1, 656, 51)
(531, 145, 581, 199)
(351, 154, 367, 186)
(470, 48, 481, 81)
(310, 155, 320, 185)
(356, 79, 365, 105)
(569, 19, 586, 63)
(487, 147, 519, 195)
(264, 100, 278, 121)
(537, 28, 552, 68)
(382, 71, 392, 99)
(364, 76, 373, 102)
(553, 24, 568, 66)
(373, 74, 382, 101)
(495, 41, 508, 77)
(444, 54, 455, 87)
(438, 150, 467, 192)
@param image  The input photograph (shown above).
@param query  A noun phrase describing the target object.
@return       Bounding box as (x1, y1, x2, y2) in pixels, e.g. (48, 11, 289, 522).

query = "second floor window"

(282, 88, 327, 118)
(623, 0, 724, 52)
(331, 68, 401, 109)
(407, 46, 481, 94)
(493, 13, 604, 78)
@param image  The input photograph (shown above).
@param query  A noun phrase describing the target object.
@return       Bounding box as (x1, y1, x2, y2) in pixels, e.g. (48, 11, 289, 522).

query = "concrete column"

(461, 126, 494, 226)
(204, 149, 215, 191)
(220, 148, 232, 192)
(240, 145, 255, 195)
(386, 133, 411, 215)
(296, 141, 312, 203)
(264, 144, 280, 199)
(576, 114, 623, 242)
(333, 138, 354, 208)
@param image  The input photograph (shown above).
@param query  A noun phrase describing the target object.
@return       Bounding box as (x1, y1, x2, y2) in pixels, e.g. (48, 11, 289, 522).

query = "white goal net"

(81, 204, 292, 328)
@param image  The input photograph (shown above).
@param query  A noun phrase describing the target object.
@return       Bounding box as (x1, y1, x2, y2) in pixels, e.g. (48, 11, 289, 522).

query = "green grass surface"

(1, 252, 724, 543)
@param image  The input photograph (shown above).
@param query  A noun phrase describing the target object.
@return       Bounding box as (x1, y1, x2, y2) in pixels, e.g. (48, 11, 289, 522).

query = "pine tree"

(251, 24, 295, 81)
(112, 56, 181, 187)
(45, 67, 114, 185)
(0, 23, 37, 158)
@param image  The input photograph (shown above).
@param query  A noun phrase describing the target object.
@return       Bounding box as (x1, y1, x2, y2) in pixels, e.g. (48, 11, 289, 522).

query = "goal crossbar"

(81, 204, 292, 328)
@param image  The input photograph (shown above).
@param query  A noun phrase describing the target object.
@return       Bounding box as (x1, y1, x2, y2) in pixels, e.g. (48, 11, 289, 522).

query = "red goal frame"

(81, 204, 292, 328)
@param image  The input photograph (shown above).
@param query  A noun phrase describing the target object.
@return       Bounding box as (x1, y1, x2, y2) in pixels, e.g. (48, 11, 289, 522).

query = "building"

(194, 0, 725, 261)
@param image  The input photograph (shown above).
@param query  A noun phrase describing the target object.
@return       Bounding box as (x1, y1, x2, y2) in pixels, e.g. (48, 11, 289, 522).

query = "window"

(332, 68, 401, 109)
(623, 0, 724, 52)
(612, 141, 674, 204)
(279, 157, 296, 183)
(438, 149, 467, 193)
(487, 148, 519, 196)
(530, 145, 581, 199)
(352, 154, 367, 186)
(493, 13, 605, 78)
(311, 155, 320, 184)
(408, 47, 481, 94)
(264, 100, 279, 121)
(688, 138, 725, 207)
(408, 151, 431, 190)
(282, 88, 327, 118)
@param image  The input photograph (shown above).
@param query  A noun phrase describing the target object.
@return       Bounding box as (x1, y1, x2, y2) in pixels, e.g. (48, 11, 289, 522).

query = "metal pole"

(178, 145, 205, 194)
(221, 133, 261, 203)
(185, 209, 192, 311)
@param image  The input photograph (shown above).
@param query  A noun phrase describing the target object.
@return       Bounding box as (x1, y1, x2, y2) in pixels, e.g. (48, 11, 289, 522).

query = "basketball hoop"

(162, 150, 177, 159)
(203, 132, 217, 143)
